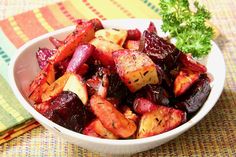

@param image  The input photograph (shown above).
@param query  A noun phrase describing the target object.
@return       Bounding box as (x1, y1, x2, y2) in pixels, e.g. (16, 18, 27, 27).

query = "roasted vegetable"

(174, 69, 200, 97)
(133, 98, 158, 115)
(44, 91, 94, 133)
(90, 37, 123, 67)
(126, 29, 141, 41)
(137, 99, 186, 138)
(63, 73, 88, 105)
(95, 28, 127, 46)
(66, 44, 95, 73)
(29, 63, 55, 103)
(50, 22, 95, 63)
(140, 30, 180, 71)
(113, 49, 159, 92)
(41, 73, 70, 102)
(36, 48, 56, 69)
(179, 53, 207, 73)
(175, 75, 211, 113)
(147, 21, 157, 34)
(90, 95, 137, 138)
(29, 19, 212, 140)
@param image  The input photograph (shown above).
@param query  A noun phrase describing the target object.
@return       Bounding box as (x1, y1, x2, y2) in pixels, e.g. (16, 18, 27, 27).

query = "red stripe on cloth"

(40, 7, 64, 30)
(0, 20, 24, 48)
(109, 0, 135, 18)
(82, 0, 106, 20)
(14, 12, 48, 40)
(57, 2, 77, 22)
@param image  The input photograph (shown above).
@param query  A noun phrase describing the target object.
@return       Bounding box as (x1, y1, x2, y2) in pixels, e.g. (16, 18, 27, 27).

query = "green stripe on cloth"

(141, 0, 160, 13)
(0, 47, 11, 63)
(0, 29, 17, 58)
(0, 75, 32, 133)
(0, 29, 17, 81)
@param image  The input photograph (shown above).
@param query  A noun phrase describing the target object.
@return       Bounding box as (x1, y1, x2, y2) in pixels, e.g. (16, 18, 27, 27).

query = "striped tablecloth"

(0, 0, 235, 156)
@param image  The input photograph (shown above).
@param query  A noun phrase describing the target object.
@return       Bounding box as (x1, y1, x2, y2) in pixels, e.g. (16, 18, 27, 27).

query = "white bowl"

(8, 19, 226, 154)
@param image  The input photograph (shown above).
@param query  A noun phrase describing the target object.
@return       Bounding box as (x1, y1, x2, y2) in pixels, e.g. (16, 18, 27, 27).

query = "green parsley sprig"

(159, 0, 213, 57)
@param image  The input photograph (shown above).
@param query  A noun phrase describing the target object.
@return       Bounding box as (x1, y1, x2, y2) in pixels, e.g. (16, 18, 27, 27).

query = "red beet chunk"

(44, 91, 94, 133)
(36, 48, 56, 69)
(139, 30, 180, 70)
(142, 84, 170, 107)
(147, 21, 157, 33)
(175, 76, 211, 113)
(127, 29, 141, 41)
(133, 98, 158, 115)
(179, 53, 207, 73)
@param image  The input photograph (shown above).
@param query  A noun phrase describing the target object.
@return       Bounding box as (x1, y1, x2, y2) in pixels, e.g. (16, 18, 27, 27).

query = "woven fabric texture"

(0, 0, 235, 156)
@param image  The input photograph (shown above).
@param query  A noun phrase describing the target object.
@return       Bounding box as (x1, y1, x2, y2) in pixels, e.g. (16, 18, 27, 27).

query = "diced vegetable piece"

(66, 44, 95, 73)
(127, 29, 141, 40)
(140, 30, 180, 70)
(29, 64, 55, 103)
(95, 28, 127, 46)
(113, 49, 159, 92)
(51, 23, 95, 63)
(44, 91, 93, 133)
(174, 69, 200, 97)
(63, 73, 88, 105)
(133, 98, 158, 115)
(36, 48, 56, 69)
(137, 99, 186, 138)
(175, 76, 211, 113)
(124, 40, 140, 50)
(179, 53, 207, 73)
(90, 95, 137, 138)
(41, 73, 70, 102)
(90, 37, 122, 67)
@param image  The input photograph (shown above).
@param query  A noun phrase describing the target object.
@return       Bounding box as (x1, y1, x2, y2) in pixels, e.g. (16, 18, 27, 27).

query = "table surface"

(0, 0, 236, 156)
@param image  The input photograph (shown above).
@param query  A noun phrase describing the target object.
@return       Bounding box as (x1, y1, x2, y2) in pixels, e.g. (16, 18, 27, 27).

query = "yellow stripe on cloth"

(119, 0, 160, 18)
(86, 0, 134, 19)
(48, 4, 73, 27)
(8, 16, 29, 42)
(65, 1, 86, 20)
(70, 0, 104, 19)
(33, 8, 54, 32)
(0, 95, 24, 128)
